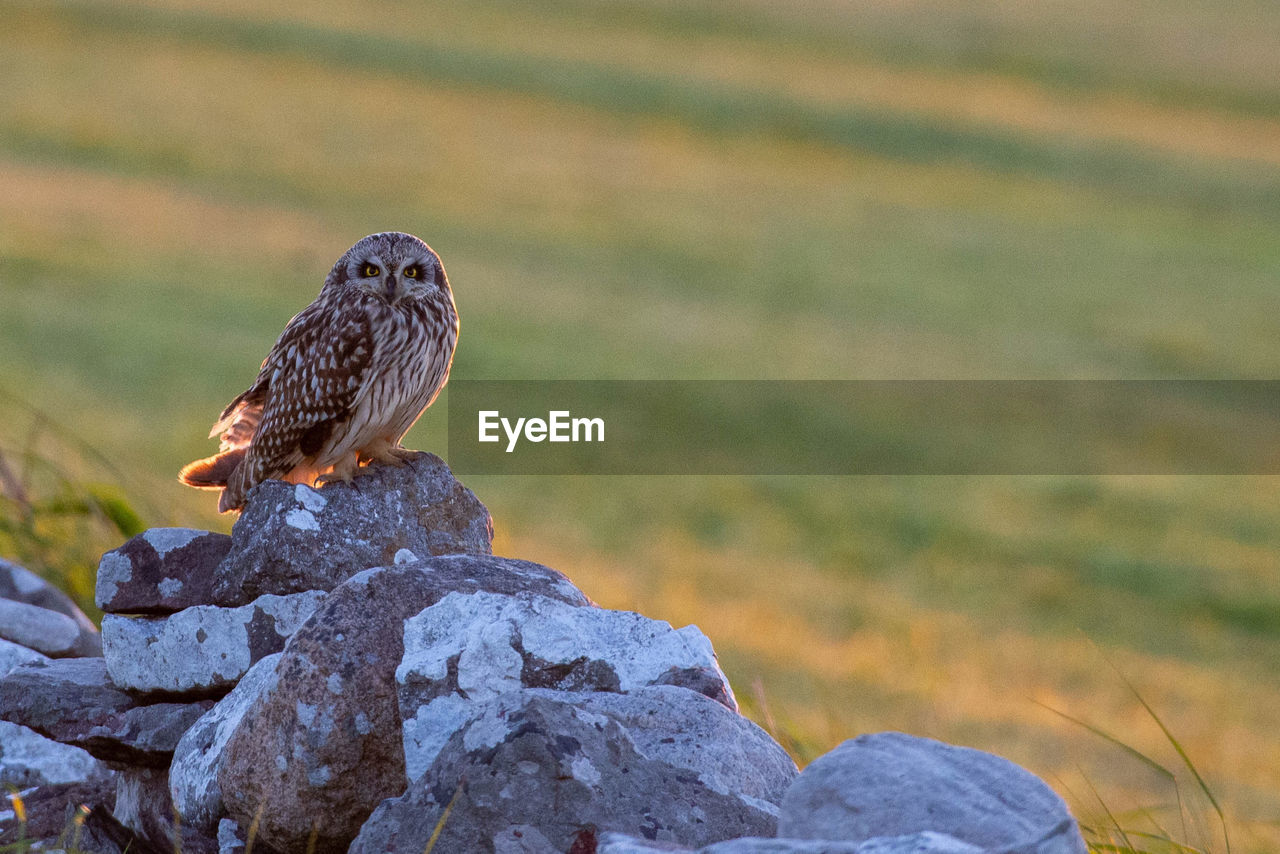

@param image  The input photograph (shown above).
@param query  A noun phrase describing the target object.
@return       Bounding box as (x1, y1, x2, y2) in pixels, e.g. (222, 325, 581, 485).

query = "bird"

(179, 232, 458, 513)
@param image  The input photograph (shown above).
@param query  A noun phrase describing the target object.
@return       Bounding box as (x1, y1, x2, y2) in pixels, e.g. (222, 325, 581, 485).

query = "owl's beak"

(384, 274, 399, 301)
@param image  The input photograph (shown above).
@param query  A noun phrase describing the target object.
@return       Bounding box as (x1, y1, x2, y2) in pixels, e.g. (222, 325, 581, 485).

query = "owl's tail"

(179, 447, 247, 497)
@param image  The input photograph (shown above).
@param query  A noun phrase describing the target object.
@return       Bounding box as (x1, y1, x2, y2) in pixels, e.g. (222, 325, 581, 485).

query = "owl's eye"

(403, 265, 420, 279)
(361, 263, 381, 278)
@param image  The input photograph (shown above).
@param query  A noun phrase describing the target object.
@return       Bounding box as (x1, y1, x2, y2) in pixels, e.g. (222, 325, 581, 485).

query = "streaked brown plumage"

(180, 232, 458, 512)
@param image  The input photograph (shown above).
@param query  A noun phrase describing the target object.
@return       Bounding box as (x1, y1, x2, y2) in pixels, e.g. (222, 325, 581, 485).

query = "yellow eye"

(361, 263, 381, 278)
(403, 265, 420, 279)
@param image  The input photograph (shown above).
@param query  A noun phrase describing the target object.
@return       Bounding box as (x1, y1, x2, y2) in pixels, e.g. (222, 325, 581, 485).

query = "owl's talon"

(359, 442, 414, 468)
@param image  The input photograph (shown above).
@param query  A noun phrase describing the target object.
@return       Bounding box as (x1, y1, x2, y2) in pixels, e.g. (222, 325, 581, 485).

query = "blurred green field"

(3, 0, 1280, 850)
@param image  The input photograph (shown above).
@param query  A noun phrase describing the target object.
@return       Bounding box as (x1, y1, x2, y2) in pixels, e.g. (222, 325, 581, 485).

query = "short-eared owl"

(180, 232, 458, 512)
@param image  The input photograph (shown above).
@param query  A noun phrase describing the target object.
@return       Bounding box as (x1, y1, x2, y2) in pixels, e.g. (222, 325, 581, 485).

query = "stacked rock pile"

(0, 557, 112, 821)
(0, 453, 1088, 854)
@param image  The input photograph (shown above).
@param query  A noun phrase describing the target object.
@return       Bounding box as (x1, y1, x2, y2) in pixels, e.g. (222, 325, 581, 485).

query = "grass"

(1, 0, 1279, 851)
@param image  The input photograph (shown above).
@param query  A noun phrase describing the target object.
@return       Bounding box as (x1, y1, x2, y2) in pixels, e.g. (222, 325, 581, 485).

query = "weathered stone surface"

(397, 591, 737, 780)
(490, 824, 562, 853)
(0, 597, 99, 658)
(171, 653, 282, 834)
(778, 733, 1087, 854)
(0, 720, 109, 787)
(0, 636, 49, 675)
(101, 591, 325, 694)
(598, 835, 694, 854)
(211, 453, 493, 606)
(96, 528, 232, 615)
(848, 834, 984, 854)
(349, 694, 778, 854)
(598, 833, 983, 853)
(551, 687, 795, 810)
(218, 557, 588, 854)
(0, 558, 99, 637)
(0, 657, 213, 765)
(218, 818, 247, 854)
(115, 766, 170, 844)
(107, 766, 216, 854)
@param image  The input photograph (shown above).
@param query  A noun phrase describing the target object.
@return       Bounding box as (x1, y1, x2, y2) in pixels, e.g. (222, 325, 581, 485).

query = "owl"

(180, 232, 458, 513)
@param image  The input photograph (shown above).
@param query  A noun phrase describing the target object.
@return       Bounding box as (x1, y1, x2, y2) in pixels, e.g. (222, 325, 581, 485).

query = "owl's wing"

(238, 302, 375, 480)
(208, 302, 320, 450)
(209, 390, 265, 451)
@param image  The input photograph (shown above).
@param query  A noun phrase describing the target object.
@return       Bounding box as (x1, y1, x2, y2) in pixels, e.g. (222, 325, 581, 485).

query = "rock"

(597, 835, 983, 853)
(397, 591, 737, 780)
(96, 528, 232, 614)
(211, 453, 493, 606)
(491, 824, 561, 853)
(114, 766, 170, 844)
(218, 557, 588, 854)
(548, 687, 795, 810)
(0, 597, 99, 658)
(83, 803, 173, 854)
(598, 834, 695, 853)
(850, 834, 984, 854)
(349, 694, 779, 854)
(218, 818, 247, 854)
(0, 558, 100, 640)
(0, 657, 213, 765)
(0, 636, 50, 675)
(0, 720, 110, 787)
(170, 653, 282, 834)
(778, 733, 1087, 854)
(101, 591, 325, 694)
(0, 779, 116, 847)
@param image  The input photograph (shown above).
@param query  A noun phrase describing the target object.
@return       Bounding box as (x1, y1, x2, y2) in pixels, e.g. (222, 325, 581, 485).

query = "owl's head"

(324, 232, 450, 304)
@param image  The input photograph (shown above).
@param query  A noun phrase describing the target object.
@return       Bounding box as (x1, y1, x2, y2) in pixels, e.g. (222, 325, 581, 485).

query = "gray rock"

(0, 720, 109, 787)
(411, 685, 792, 824)
(211, 453, 493, 606)
(598, 835, 982, 853)
(0, 657, 213, 766)
(778, 733, 1087, 854)
(597, 834, 694, 853)
(397, 591, 737, 780)
(549, 687, 795, 810)
(96, 528, 232, 614)
(0, 558, 100, 639)
(114, 765, 170, 844)
(101, 590, 325, 694)
(852, 833, 984, 853)
(218, 818, 247, 854)
(0, 598, 99, 658)
(0, 636, 50, 675)
(492, 825, 561, 853)
(218, 557, 588, 854)
(112, 765, 218, 854)
(349, 693, 778, 854)
(171, 653, 282, 833)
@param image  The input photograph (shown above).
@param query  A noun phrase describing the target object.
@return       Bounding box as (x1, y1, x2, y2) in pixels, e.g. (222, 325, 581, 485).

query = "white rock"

(397, 592, 737, 780)
(102, 591, 325, 693)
